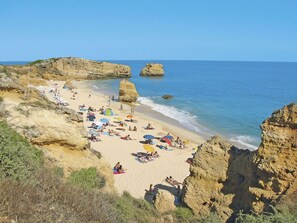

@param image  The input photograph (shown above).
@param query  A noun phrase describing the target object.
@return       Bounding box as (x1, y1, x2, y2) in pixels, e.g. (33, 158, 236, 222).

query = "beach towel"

(113, 171, 125, 175)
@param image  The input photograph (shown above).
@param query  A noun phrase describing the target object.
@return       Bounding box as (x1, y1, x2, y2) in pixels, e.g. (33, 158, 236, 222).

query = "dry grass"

(0, 169, 118, 223)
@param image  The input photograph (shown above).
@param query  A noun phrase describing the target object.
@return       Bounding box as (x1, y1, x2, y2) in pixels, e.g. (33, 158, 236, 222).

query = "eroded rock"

(140, 63, 164, 76)
(118, 79, 139, 103)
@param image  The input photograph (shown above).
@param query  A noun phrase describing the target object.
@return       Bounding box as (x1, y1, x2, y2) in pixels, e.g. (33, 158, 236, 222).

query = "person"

(121, 134, 131, 140)
(149, 184, 154, 192)
(152, 151, 159, 158)
(114, 162, 120, 171)
(112, 95, 115, 101)
(88, 94, 91, 98)
(177, 185, 181, 197)
(133, 126, 137, 131)
(129, 126, 132, 131)
(117, 165, 124, 173)
(146, 123, 154, 130)
(120, 103, 123, 110)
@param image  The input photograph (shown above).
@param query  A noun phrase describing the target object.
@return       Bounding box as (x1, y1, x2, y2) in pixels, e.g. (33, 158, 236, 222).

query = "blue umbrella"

(143, 135, 155, 140)
(164, 135, 173, 140)
(100, 118, 109, 123)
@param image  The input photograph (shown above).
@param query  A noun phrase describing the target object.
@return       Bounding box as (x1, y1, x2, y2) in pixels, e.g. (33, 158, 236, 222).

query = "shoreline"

(45, 80, 205, 199)
(82, 80, 259, 150)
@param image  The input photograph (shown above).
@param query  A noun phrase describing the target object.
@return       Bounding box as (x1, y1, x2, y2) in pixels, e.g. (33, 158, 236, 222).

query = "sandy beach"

(45, 80, 205, 199)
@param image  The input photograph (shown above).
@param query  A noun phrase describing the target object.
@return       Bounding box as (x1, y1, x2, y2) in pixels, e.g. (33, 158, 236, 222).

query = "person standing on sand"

(120, 103, 123, 110)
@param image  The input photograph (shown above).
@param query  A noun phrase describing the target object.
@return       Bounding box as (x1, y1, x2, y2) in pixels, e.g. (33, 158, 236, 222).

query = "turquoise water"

(3, 60, 297, 149)
(91, 61, 297, 150)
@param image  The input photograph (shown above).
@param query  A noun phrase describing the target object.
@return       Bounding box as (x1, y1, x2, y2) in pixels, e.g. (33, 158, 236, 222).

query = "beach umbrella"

(183, 139, 190, 144)
(127, 114, 134, 118)
(104, 108, 114, 116)
(143, 135, 155, 140)
(114, 117, 122, 121)
(100, 118, 109, 123)
(164, 135, 173, 140)
(143, 144, 155, 153)
(162, 137, 173, 146)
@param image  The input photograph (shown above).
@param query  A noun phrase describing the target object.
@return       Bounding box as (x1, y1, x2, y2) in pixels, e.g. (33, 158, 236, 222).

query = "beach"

(45, 80, 205, 199)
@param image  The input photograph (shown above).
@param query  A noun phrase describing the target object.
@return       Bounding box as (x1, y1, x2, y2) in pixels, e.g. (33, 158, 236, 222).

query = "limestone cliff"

(0, 57, 131, 80)
(251, 103, 297, 212)
(182, 103, 297, 222)
(118, 79, 139, 103)
(140, 63, 164, 76)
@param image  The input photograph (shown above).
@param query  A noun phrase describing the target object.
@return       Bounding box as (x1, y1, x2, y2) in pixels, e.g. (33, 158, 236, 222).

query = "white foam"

(229, 135, 259, 151)
(137, 96, 211, 135)
(92, 84, 99, 89)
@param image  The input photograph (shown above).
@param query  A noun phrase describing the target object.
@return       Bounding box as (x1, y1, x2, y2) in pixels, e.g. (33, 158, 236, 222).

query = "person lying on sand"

(166, 176, 182, 186)
(152, 151, 159, 158)
(145, 123, 154, 130)
(113, 162, 125, 173)
(89, 134, 101, 142)
(121, 134, 131, 140)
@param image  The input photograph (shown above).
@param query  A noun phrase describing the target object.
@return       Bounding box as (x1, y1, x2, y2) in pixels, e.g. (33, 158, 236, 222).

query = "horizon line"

(0, 58, 297, 63)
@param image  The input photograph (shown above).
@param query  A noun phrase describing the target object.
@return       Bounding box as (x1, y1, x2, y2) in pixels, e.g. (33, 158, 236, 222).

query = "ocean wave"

(137, 97, 211, 135)
(92, 84, 99, 89)
(229, 135, 259, 151)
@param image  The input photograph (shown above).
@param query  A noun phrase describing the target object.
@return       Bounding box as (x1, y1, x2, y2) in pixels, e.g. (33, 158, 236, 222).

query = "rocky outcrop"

(153, 190, 176, 213)
(118, 79, 139, 103)
(182, 136, 255, 222)
(251, 103, 297, 212)
(140, 63, 164, 76)
(4, 100, 88, 150)
(0, 57, 131, 81)
(182, 103, 297, 222)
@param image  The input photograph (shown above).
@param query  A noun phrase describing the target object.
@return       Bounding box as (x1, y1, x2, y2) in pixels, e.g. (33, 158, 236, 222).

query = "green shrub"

(114, 191, 159, 222)
(28, 59, 44, 65)
(68, 167, 105, 190)
(0, 121, 43, 180)
(235, 207, 297, 223)
(174, 207, 197, 222)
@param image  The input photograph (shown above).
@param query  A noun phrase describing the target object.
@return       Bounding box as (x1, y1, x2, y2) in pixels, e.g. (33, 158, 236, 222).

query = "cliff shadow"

(144, 183, 180, 204)
(221, 146, 259, 222)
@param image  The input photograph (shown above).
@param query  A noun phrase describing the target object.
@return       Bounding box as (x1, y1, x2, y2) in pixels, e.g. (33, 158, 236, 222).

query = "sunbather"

(121, 134, 131, 140)
(166, 176, 182, 186)
(145, 123, 154, 130)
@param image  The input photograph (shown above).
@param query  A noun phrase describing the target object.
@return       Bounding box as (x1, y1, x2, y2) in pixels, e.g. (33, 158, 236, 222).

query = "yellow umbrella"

(143, 144, 155, 153)
(114, 117, 122, 120)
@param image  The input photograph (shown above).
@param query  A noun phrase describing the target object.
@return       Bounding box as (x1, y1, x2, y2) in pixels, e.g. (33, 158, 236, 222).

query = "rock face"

(153, 190, 176, 213)
(251, 103, 297, 212)
(118, 79, 139, 103)
(0, 57, 131, 80)
(140, 63, 164, 76)
(182, 103, 297, 222)
(5, 104, 88, 150)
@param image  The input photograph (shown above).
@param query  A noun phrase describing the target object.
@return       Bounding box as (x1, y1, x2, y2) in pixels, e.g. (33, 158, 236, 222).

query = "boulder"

(0, 57, 131, 81)
(162, 94, 173, 100)
(118, 79, 139, 103)
(153, 190, 176, 213)
(140, 63, 164, 76)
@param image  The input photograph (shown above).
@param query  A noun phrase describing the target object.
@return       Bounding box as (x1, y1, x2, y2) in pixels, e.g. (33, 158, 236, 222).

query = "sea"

(2, 60, 297, 150)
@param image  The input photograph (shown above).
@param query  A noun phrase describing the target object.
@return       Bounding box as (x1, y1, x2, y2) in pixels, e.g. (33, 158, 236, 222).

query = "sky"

(0, 0, 296, 61)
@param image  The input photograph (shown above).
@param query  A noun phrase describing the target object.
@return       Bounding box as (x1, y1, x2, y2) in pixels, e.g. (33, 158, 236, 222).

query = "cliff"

(0, 57, 131, 80)
(182, 103, 297, 222)
(140, 63, 164, 76)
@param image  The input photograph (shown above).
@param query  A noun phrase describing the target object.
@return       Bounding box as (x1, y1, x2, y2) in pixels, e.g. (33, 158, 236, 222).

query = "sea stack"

(118, 79, 139, 103)
(140, 63, 164, 76)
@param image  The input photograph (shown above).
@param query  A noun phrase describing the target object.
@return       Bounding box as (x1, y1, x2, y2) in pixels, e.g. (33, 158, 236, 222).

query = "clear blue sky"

(1, 0, 296, 61)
